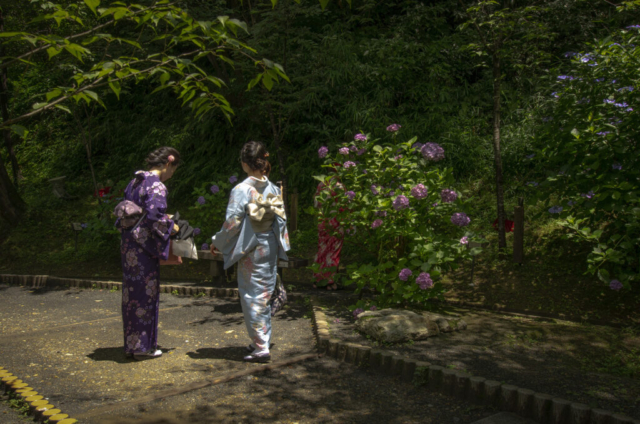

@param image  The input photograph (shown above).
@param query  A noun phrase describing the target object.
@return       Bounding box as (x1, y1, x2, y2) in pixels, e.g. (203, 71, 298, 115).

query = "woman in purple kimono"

(117, 147, 180, 360)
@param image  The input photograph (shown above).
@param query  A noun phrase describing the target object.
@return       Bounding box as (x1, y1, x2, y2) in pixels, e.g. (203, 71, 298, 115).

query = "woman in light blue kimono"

(211, 141, 290, 362)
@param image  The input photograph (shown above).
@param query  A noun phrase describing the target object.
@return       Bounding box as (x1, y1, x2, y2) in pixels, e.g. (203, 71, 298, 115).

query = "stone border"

(0, 274, 240, 299)
(309, 300, 639, 424)
(1, 365, 77, 423)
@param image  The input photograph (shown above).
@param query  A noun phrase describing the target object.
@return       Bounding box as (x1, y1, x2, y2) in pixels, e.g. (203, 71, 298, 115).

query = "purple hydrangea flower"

(563, 52, 577, 58)
(595, 78, 604, 82)
(201, 243, 209, 251)
(526, 154, 536, 159)
(597, 131, 611, 136)
(344, 161, 356, 169)
(386, 124, 402, 132)
(548, 206, 563, 214)
(627, 25, 640, 29)
(193, 228, 201, 236)
(612, 163, 622, 170)
(353, 308, 365, 318)
(551, 92, 559, 98)
(372, 219, 383, 229)
(581, 191, 596, 199)
(615, 102, 629, 108)
(393, 195, 410, 211)
(441, 189, 458, 203)
(318, 146, 329, 158)
(197, 196, 206, 205)
(460, 236, 469, 245)
(626, 107, 634, 112)
(617, 86, 634, 92)
(604, 99, 615, 104)
(557, 75, 575, 81)
(411, 184, 428, 199)
(416, 272, 433, 290)
(375, 210, 388, 217)
(346, 191, 356, 201)
(451, 212, 471, 227)
(412, 142, 423, 152)
(80, 223, 88, 229)
(229, 175, 238, 184)
(354, 133, 367, 142)
(421, 142, 445, 161)
(357, 148, 366, 156)
(371, 184, 379, 195)
(210, 185, 220, 194)
(399, 268, 413, 281)
(568, 200, 576, 206)
(339, 147, 350, 155)
(370, 306, 377, 311)
(610, 279, 623, 291)
(394, 155, 403, 160)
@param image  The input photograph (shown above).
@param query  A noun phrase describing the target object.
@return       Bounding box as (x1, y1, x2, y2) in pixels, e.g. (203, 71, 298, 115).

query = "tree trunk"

(0, 10, 21, 187)
(0, 153, 25, 225)
(74, 108, 101, 206)
(492, 51, 507, 251)
(268, 106, 290, 220)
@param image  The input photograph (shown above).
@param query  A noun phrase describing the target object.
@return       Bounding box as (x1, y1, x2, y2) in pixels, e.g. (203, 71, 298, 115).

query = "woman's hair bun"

(240, 141, 271, 175)
(145, 147, 181, 169)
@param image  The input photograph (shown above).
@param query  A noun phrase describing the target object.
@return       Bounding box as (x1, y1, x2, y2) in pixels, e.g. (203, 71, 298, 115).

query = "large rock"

(355, 309, 440, 343)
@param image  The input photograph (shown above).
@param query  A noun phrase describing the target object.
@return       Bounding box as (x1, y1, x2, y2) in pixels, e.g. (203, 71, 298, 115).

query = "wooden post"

(289, 191, 298, 232)
(513, 197, 524, 263)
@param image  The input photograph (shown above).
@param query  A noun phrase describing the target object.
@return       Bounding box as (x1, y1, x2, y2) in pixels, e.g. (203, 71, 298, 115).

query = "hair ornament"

(168, 155, 175, 163)
(264, 153, 270, 158)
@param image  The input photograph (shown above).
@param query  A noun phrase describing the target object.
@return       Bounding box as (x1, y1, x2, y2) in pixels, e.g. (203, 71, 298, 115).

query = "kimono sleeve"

(143, 179, 174, 260)
(212, 186, 247, 253)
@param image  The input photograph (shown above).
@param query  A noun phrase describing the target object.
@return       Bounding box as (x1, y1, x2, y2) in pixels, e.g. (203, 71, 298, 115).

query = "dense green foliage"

(1, 0, 639, 295)
(533, 27, 640, 288)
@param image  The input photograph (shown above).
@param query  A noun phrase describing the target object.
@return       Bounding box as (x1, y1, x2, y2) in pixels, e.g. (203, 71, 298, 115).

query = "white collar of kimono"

(243, 176, 269, 189)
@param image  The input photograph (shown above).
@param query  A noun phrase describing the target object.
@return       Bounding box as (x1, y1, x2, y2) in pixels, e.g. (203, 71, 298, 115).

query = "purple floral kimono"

(117, 171, 174, 354)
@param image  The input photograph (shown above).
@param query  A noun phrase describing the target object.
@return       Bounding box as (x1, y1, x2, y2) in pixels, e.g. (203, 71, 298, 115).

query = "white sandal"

(133, 349, 163, 360)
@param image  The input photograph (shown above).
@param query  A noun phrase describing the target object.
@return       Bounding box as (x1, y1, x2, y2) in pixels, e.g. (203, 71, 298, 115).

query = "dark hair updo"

(145, 146, 181, 169)
(240, 141, 271, 176)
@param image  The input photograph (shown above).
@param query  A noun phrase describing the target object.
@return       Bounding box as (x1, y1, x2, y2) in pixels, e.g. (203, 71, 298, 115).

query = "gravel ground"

(321, 299, 640, 419)
(0, 395, 31, 424)
(0, 284, 495, 423)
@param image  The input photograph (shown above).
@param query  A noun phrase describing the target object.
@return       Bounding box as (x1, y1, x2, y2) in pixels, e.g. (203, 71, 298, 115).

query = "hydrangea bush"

(532, 26, 640, 289)
(313, 127, 476, 309)
(187, 176, 238, 250)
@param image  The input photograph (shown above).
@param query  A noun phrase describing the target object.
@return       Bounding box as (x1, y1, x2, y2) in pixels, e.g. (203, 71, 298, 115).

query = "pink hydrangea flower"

(421, 142, 445, 161)
(354, 133, 367, 142)
(460, 236, 469, 245)
(339, 147, 350, 155)
(318, 146, 329, 158)
(441, 189, 458, 203)
(344, 161, 356, 169)
(372, 219, 383, 229)
(451, 212, 471, 227)
(399, 268, 412, 281)
(411, 184, 428, 199)
(386, 124, 401, 132)
(393, 195, 410, 211)
(416, 272, 433, 289)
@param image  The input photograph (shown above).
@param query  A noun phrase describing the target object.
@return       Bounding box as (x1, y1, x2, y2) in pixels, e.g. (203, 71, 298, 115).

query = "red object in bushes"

(95, 186, 112, 198)
(493, 218, 514, 232)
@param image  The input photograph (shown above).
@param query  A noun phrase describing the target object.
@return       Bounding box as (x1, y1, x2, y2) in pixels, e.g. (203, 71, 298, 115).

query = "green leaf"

(32, 102, 48, 110)
(109, 81, 121, 99)
(271, 0, 278, 7)
(597, 269, 610, 283)
(46, 88, 63, 101)
(10, 125, 29, 138)
(46, 46, 63, 59)
(54, 105, 72, 114)
(247, 74, 262, 90)
(319, 0, 330, 10)
(83, 0, 100, 15)
(263, 73, 274, 91)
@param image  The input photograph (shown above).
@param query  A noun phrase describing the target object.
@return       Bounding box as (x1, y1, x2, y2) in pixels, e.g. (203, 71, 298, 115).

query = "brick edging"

(0, 274, 240, 298)
(309, 299, 638, 424)
(1, 365, 78, 423)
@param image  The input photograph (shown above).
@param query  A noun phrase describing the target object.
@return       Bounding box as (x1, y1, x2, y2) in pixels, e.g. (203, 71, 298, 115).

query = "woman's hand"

(210, 244, 221, 256)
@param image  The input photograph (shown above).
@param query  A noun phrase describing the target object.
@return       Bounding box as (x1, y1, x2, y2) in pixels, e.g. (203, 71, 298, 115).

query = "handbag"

(269, 273, 287, 317)
(172, 238, 198, 260)
(160, 241, 183, 265)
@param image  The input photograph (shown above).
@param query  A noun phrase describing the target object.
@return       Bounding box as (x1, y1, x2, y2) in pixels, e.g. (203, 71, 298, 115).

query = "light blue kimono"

(212, 176, 290, 353)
